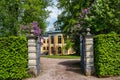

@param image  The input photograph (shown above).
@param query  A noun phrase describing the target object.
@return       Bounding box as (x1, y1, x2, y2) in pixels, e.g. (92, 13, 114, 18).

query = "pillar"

(84, 28, 94, 76)
(54, 35, 57, 55)
(55, 35, 58, 54)
(48, 35, 51, 55)
(27, 29, 39, 76)
(62, 35, 64, 55)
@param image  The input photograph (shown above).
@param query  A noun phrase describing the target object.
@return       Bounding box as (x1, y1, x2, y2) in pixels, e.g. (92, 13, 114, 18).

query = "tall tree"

(0, 0, 52, 37)
(57, 0, 93, 55)
(57, 0, 93, 34)
(85, 0, 120, 34)
(57, 0, 120, 54)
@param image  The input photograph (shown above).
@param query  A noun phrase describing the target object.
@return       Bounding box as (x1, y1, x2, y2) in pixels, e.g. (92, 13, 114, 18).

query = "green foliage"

(57, 0, 120, 55)
(41, 54, 80, 59)
(57, 0, 92, 35)
(62, 39, 74, 50)
(0, 0, 52, 36)
(0, 36, 29, 80)
(86, 0, 120, 34)
(94, 33, 120, 76)
(57, 0, 93, 54)
(21, 0, 52, 32)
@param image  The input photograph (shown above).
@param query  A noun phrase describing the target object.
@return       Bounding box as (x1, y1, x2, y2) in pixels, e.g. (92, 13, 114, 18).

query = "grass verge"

(41, 54, 80, 59)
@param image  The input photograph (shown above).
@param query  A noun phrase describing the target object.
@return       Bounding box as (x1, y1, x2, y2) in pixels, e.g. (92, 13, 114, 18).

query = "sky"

(46, 0, 61, 31)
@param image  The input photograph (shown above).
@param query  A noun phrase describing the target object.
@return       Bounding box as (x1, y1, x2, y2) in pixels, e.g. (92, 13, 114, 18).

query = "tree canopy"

(86, 0, 120, 34)
(57, 0, 120, 54)
(57, 0, 93, 34)
(57, 0, 93, 54)
(0, 0, 52, 37)
(57, 0, 120, 35)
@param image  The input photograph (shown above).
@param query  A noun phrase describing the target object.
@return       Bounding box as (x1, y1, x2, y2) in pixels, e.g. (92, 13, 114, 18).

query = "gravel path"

(24, 57, 120, 80)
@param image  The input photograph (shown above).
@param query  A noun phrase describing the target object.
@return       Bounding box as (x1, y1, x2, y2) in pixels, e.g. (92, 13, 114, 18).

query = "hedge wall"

(94, 33, 120, 77)
(0, 36, 29, 80)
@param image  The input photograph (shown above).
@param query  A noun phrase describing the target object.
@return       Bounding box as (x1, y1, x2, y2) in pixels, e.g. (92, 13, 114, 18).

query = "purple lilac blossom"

(32, 21, 38, 28)
(81, 7, 91, 15)
(80, 13, 83, 18)
(32, 21, 41, 36)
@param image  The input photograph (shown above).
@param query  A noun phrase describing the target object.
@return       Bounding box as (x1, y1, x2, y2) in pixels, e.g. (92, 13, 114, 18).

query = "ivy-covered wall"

(94, 33, 120, 77)
(0, 36, 29, 80)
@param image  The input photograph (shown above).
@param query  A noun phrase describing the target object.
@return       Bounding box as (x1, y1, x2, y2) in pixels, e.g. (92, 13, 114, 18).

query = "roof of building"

(43, 21, 63, 36)
(47, 30, 61, 34)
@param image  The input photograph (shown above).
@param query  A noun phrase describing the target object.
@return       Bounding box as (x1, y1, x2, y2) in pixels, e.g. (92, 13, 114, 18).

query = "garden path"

(24, 57, 120, 80)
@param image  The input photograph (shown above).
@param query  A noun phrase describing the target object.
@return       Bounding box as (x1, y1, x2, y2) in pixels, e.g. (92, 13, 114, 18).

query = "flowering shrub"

(70, 7, 91, 37)
(32, 21, 41, 36)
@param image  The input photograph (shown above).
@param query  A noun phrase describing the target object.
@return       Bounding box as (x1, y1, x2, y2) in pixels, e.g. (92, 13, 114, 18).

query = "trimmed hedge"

(94, 33, 120, 77)
(0, 36, 29, 80)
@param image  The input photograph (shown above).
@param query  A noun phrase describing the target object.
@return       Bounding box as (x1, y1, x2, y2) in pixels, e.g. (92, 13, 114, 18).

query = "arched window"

(47, 47, 49, 50)
(47, 39, 49, 43)
(51, 47, 54, 54)
(58, 36, 61, 43)
(51, 36, 54, 44)
(43, 47, 45, 50)
(58, 47, 61, 54)
(43, 39, 45, 43)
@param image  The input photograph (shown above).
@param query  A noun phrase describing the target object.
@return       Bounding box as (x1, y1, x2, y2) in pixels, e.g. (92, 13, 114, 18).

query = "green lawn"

(41, 54, 80, 59)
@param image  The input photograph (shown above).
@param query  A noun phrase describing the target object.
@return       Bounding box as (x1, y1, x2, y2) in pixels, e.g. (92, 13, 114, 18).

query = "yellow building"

(41, 22, 73, 55)
(41, 31, 73, 55)
(41, 34, 49, 55)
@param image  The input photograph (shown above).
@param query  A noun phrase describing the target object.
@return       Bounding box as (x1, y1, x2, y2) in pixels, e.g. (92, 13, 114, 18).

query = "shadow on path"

(58, 60, 83, 75)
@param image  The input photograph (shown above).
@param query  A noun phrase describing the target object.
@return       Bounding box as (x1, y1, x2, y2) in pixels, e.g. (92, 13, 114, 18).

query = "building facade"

(41, 22, 73, 55)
